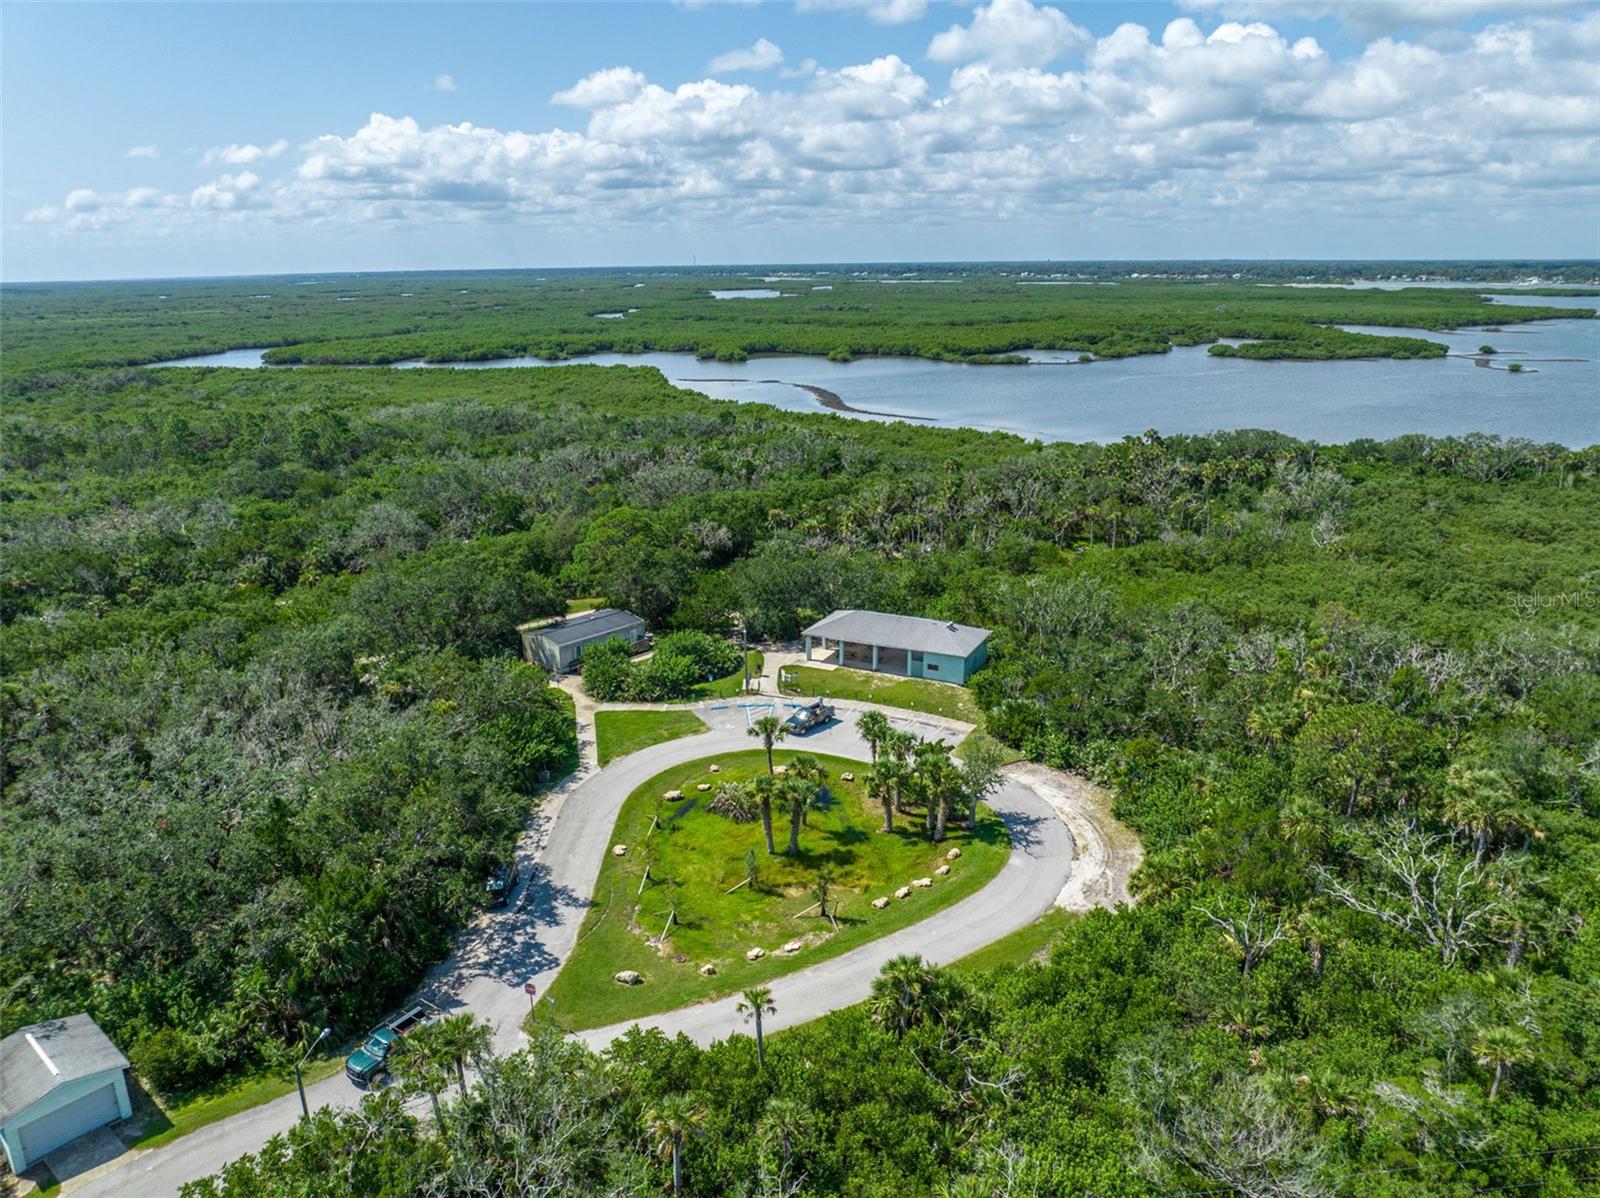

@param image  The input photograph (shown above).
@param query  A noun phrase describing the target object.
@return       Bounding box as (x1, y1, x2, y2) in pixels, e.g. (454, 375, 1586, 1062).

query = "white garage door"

(17, 1082, 120, 1163)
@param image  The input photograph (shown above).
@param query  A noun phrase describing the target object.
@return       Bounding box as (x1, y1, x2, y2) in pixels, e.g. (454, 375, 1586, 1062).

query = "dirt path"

(1002, 762, 1142, 911)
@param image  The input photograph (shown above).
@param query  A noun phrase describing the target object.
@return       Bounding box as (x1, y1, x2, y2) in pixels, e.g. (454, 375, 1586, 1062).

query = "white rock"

(699, 963, 717, 976)
(935, 864, 951, 876)
(895, 886, 911, 900)
(746, 947, 767, 961)
(872, 897, 890, 910)
(613, 970, 643, 985)
(781, 939, 804, 955)
(708, 764, 721, 773)
(840, 772, 855, 782)
(696, 783, 712, 792)
(664, 789, 684, 801)
(912, 877, 933, 889)
(946, 847, 962, 860)
(772, 765, 788, 776)
(613, 844, 628, 856)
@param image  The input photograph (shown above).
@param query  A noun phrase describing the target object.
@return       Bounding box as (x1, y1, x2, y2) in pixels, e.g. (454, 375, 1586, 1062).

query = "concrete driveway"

(68, 698, 1125, 1197)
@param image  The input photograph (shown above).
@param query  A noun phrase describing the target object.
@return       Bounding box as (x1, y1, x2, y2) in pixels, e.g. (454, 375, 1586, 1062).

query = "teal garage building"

(0, 1015, 132, 1174)
(801, 610, 991, 685)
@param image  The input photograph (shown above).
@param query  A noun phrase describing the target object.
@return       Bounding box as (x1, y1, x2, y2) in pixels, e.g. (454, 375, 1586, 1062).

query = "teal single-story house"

(802, 610, 991, 685)
(0, 1014, 132, 1173)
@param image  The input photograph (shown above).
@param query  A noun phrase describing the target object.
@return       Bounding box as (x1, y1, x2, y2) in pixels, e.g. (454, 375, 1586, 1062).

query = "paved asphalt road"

(69, 700, 1070, 1197)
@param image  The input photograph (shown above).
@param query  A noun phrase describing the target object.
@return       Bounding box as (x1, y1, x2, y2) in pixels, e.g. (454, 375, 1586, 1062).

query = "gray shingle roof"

(802, 610, 991, 658)
(532, 608, 644, 648)
(0, 1014, 129, 1125)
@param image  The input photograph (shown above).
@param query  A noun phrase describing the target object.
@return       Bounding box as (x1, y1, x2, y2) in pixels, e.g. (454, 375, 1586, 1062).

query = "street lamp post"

(295, 1027, 332, 1121)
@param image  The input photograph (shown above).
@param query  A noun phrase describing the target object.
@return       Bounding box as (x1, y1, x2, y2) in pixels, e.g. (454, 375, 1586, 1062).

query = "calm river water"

(151, 294, 1598, 446)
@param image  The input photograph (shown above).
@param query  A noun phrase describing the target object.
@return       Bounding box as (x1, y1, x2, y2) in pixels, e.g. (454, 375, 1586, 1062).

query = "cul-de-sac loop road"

(69, 697, 1139, 1197)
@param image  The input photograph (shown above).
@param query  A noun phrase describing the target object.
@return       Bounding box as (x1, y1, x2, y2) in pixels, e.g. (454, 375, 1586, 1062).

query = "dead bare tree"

(1193, 897, 1290, 978)
(1315, 826, 1508, 966)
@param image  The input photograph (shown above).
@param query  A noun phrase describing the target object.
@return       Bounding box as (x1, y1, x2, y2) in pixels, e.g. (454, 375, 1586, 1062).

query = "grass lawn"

(951, 908, 1076, 975)
(534, 749, 1009, 1032)
(780, 665, 982, 724)
(595, 709, 710, 766)
(122, 1055, 347, 1152)
(567, 596, 604, 614)
(681, 650, 765, 702)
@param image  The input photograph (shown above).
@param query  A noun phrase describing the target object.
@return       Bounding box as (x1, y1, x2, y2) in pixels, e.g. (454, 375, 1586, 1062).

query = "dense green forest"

(3, 268, 1592, 375)
(3, 280, 1599, 1194)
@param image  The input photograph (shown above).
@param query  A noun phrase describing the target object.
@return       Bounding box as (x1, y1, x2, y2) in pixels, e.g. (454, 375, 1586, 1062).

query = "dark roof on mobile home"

(530, 608, 643, 648)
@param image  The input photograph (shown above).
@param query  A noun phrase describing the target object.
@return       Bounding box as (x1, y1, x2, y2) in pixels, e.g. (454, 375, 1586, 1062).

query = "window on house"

(926, 662, 939, 672)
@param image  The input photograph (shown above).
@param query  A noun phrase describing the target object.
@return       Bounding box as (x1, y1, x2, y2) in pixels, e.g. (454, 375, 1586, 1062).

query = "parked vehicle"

(344, 1000, 440, 1085)
(784, 699, 836, 735)
(485, 861, 521, 908)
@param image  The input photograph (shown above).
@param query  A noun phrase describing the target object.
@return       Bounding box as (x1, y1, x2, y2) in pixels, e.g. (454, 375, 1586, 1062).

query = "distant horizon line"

(5, 257, 1599, 288)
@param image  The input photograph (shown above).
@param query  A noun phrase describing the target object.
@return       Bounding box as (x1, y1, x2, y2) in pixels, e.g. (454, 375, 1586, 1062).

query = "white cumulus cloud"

(796, 0, 929, 24)
(23, 9, 1600, 254)
(928, 0, 1092, 68)
(431, 73, 459, 92)
(202, 140, 288, 167)
(552, 66, 648, 108)
(709, 38, 785, 74)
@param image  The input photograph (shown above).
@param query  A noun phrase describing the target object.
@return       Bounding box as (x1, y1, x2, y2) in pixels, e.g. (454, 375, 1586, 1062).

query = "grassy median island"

(535, 749, 1008, 1031)
(594, 709, 709, 765)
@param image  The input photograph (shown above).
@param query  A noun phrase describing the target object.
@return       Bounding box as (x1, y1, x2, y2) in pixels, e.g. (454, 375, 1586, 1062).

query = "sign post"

(524, 981, 537, 1010)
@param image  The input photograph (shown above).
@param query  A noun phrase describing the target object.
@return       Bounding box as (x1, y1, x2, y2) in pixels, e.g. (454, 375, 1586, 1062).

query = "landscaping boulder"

(781, 939, 804, 955)
(708, 764, 721, 773)
(613, 844, 628, 856)
(772, 764, 788, 775)
(872, 897, 890, 910)
(935, 865, 951, 876)
(746, 947, 767, 961)
(895, 886, 911, 900)
(664, 789, 685, 801)
(696, 783, 712, 792)
(699, 963, 717, 976)
(912, 877, 933, 888)
(613, 970, 643, 986)
(840, 772, 855, 782)
(946, 847, 962, 860)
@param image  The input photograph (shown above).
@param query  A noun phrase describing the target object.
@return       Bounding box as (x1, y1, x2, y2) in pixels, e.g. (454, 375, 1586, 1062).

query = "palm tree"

(856, 710, 892, 763)
(644, 1095, 705, 1195)
(389, 1023, 451, 1127)
(1443, 766, 1527, 865)
(867, 760, 904, 834)
(738, 985, 777, 1068)
(759, 1095, 809, 1182)
(780, 779, 813, 855)
(432, 1012, 491, 1098)
(748, 714, 787, 774)
(914, 740, 962, 842)
(867, 953, 939, 1040)
(750, 773, 779, 855)
(1474, 1025, 1533, 1101)
(787, 753, 827, 828)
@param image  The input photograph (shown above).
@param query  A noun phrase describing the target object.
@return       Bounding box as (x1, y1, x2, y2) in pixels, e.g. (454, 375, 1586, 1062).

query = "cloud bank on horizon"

(15, 0, 1600, 272)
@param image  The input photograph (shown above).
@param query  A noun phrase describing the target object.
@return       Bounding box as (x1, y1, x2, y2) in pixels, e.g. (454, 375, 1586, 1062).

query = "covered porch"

(803, 635, 911, 677)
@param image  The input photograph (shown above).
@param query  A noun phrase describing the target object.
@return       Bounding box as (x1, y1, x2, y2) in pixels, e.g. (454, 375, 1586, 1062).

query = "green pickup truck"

(344, 1000, 440, 1086)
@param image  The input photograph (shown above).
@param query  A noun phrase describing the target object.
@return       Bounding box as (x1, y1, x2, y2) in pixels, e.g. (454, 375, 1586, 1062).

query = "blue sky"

(3, 1, 1597, 281)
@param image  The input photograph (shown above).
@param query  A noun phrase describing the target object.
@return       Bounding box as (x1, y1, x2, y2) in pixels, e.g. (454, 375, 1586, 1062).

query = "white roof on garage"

(802, 610, 990, 658)
(0, 1015, 129, 1125)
